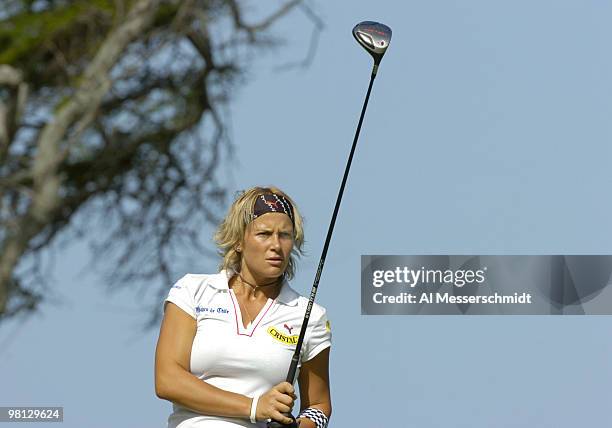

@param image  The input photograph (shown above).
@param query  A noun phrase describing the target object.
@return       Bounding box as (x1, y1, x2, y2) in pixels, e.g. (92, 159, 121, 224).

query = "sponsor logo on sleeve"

(195, 306, 229, 314)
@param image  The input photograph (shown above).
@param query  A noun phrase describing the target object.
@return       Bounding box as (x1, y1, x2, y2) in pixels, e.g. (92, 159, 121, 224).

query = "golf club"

(267, 20, 391, 428)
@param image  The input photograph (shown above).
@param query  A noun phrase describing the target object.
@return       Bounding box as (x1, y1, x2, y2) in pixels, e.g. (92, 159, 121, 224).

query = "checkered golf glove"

(298, 407, 328, 428)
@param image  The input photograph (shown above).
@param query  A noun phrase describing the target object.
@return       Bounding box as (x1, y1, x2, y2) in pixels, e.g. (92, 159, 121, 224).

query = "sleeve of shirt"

(163, 274, 196, 319)
(302, 306, 332, 363)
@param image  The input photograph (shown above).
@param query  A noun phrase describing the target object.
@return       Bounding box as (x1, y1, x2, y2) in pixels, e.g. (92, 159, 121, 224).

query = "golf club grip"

(267, 416, 298, 428)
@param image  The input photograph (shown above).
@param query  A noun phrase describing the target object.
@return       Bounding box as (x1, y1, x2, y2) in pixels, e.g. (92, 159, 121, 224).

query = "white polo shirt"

(163, 270, 332, 428)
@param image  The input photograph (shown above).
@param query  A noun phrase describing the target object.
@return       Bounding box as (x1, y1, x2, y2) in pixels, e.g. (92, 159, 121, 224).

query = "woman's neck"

(230, 271, 282, 301)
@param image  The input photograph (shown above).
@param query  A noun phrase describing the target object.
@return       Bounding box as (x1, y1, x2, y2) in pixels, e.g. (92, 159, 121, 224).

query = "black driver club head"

(352, 21, 392, 68)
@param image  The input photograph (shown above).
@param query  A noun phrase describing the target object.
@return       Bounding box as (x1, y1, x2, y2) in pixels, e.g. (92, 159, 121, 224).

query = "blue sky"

(1, 1, 611, 427)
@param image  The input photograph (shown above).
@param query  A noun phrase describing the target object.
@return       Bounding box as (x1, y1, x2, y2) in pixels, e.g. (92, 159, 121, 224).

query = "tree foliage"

(0, 0, 321, 325)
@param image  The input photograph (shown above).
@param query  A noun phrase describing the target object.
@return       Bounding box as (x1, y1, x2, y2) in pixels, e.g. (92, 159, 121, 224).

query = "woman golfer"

(155, 186, 332, 428)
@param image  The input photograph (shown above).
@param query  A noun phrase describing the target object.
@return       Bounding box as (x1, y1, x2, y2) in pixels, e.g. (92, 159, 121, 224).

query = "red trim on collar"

(228, 290, 275, 337)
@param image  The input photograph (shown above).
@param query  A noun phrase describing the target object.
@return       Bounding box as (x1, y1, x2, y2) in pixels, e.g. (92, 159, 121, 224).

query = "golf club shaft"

(268, 69, 378, 428)
(288, 69, 376, 383)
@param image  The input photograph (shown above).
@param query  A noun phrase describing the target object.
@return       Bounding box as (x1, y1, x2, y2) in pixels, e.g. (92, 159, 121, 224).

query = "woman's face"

(240, 212, 294, 281)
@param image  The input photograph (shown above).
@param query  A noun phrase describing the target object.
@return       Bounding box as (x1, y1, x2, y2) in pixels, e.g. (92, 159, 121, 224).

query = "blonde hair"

(214, 186, 305, 279)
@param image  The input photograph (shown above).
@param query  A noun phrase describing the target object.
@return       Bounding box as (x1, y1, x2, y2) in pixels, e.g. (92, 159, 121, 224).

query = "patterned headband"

(252, 193, 295, 224)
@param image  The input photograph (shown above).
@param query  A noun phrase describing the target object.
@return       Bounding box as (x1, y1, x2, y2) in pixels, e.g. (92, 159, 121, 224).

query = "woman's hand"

(257, 382, 296, 424)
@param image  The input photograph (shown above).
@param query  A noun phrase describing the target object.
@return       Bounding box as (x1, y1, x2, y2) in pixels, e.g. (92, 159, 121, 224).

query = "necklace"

(235, 274, 280, 326)
(238, 273, 280, 292)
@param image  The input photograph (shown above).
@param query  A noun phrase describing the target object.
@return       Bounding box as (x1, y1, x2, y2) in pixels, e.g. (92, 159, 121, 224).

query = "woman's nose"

(270, 233, 281, 249)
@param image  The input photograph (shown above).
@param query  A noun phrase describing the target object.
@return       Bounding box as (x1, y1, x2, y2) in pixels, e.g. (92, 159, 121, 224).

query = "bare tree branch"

(0, 0, 322, 326)
(0, 65, 22, 86)
(275, 2, 325, 70)
(0, 65, 27, 163)
(1, 0, 164, 315)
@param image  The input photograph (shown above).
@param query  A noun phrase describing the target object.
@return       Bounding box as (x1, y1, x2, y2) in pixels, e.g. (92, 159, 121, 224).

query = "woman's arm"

(155, 302, 295, 423)
(154, 302, 251, 417)
(296, 347, 331, 428)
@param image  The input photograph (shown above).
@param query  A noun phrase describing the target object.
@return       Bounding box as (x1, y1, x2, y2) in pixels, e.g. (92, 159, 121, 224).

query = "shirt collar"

(210, 270, 299, 306)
